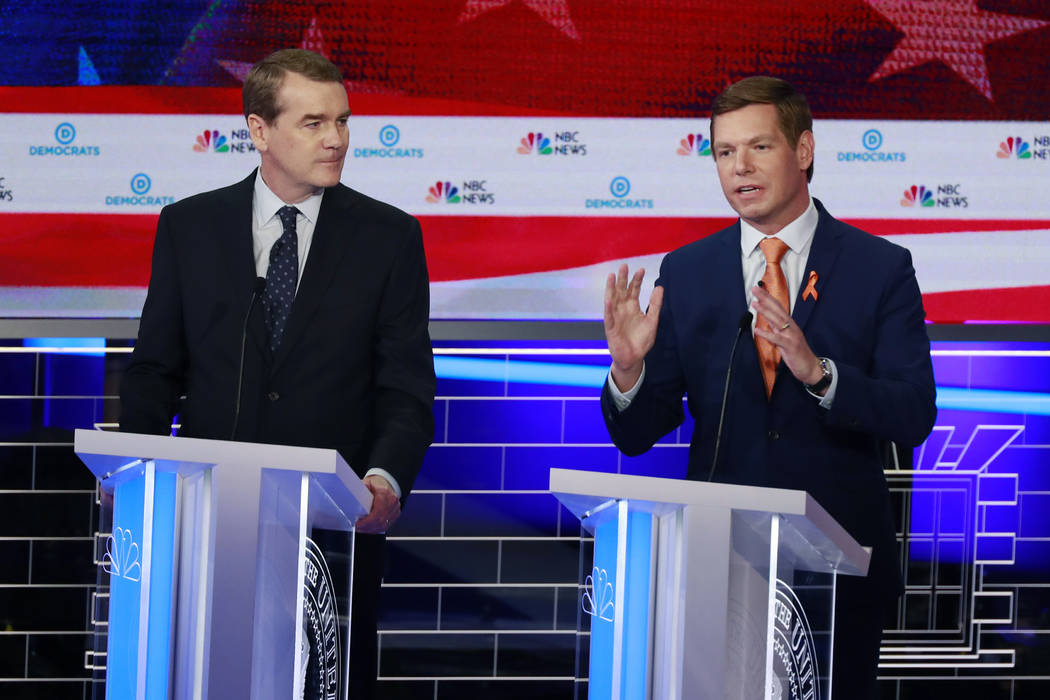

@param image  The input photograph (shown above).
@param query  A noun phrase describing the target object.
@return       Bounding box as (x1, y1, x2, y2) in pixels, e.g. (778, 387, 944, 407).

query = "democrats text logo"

(585, 176, 653, 209)
(901, 184, 968, 209)
(838, 128, 905, 164)
(354, 124, 423, 159)
(996, 136, 1050, 160)
(677, 134, 711, 156)
(105, 173, 175, 208)
(517, 130, 587, 156)
(30, 121, 100, 157)
(0, 176, 13, 203)
(192, 128, 255, 154)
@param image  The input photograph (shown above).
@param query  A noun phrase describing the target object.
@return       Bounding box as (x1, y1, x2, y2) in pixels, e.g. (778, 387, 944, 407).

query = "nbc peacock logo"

(901, 185, 934, 208)
(193, 130, 230, 153)
(517, 132, 553, 155)
(426, 181, 460, 204)
(677, 134, 711, 156)
(997, 137, 1031, 159)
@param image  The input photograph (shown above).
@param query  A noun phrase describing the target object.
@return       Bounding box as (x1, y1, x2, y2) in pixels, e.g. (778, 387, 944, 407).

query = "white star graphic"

(865, 0, 1048, 100)
(459, 0, 581, 41)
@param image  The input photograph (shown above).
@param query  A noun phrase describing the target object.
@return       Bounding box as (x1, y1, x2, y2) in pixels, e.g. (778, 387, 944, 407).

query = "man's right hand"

(603, 264, 664, 392)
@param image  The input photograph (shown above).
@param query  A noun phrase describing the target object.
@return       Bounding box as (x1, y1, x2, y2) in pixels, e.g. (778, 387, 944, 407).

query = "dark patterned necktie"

(263, 205, 299, 354)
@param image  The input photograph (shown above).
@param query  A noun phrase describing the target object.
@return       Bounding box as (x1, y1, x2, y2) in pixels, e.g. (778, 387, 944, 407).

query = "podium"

(74, 428, 373, 700)
(550, 468, 871, 700)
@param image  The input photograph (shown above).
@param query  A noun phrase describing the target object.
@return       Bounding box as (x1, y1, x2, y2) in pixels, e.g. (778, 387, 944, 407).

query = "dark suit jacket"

(120, 171, 435, 493)
(602, 200, 936, 595)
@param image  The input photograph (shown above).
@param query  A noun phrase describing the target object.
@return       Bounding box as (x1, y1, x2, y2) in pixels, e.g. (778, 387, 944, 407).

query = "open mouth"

(737, 185, 761, 194)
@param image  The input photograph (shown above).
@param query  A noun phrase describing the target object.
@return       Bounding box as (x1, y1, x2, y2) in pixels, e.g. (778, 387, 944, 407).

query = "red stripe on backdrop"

(1, 213, 158, 286)
(0, 87, 573, 117)
(923, 286, 1050, 324)
(2, 211, 1047, 286)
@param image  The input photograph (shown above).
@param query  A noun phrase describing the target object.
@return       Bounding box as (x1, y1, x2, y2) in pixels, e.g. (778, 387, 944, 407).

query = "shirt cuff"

(606, 363, 646, 412)
(364, 467, 402, 500)
(805, 358, 838, 409)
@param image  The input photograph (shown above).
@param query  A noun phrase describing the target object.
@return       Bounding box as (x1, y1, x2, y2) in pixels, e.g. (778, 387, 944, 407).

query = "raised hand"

(603, 264, 664, 391)
(750, 283, 824, 389)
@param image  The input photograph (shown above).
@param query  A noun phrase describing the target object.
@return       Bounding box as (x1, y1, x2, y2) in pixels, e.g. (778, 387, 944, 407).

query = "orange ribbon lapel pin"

(802, 270, 819, 301)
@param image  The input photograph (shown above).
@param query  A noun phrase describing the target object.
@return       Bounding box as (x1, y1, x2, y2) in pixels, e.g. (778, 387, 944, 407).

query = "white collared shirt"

(251, 171, 324, 288)
(249, 171, 403, 498)
(609, 197, 838, 409)
(740, 198, 818, 326)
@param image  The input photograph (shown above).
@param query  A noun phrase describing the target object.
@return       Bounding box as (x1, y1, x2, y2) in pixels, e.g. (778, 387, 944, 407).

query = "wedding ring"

(780, 322, 791, 330)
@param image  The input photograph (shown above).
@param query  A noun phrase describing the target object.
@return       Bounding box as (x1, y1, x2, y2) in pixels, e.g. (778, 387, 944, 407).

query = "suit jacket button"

(768, 430, 780, 441)
(267, 391, 280, 401)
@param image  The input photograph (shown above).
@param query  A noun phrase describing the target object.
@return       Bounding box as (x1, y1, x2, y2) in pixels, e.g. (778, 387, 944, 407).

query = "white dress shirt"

(609, 198, 838, 410)
(251, 171, 403, 498)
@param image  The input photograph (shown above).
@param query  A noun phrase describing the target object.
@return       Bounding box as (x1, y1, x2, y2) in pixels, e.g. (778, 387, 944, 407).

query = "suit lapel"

(791, 200, 841, 334)
(716, 224, 767, 400)
(271, 185, 357, 372)
(216, 173, 265, 353)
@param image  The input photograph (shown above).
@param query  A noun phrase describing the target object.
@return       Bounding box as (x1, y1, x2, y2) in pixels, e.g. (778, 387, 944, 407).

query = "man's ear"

(247, 113, 268, 153)
(796, 130, 814, 172)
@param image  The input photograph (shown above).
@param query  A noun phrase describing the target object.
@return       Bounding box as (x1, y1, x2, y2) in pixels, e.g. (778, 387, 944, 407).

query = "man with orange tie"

(601, 76, 936, 698)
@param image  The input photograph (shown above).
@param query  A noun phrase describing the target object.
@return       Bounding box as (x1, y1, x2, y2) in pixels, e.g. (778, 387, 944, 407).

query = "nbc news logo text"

(997, 136, 1050, 160)
(193, 129, 256, 154)
(0, 177, 13, 202)
(518, 131, 588, 157)
(900, 184, 967, 209)
(426, 180, 495, 205)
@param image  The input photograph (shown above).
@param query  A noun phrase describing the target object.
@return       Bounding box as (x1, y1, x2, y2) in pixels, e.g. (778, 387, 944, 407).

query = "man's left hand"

(355, 474, 402, 534)
(751, 284, 826, 390)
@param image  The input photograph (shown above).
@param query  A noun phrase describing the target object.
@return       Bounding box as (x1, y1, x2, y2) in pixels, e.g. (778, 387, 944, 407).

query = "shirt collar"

(252, 170, 324, 228)
(739, 197, 818, 257)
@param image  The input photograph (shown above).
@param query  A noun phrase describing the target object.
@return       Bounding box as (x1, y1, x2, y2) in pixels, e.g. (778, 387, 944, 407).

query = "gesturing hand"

(603, 264, 664, 391)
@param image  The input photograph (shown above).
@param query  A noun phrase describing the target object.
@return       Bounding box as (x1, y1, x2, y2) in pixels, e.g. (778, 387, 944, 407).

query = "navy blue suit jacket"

(120, 171, 436, 494)
(602, 200, 936, 594)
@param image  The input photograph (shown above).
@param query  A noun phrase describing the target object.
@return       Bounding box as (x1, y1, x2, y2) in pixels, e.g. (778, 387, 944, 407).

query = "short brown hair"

(243, 49, 344, 124)
(710, 76, 814, 182)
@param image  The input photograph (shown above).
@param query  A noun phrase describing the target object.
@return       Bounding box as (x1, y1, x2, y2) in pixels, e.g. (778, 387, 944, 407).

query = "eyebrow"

(300, 111, 352, 122)
(713, 134, 776, 149)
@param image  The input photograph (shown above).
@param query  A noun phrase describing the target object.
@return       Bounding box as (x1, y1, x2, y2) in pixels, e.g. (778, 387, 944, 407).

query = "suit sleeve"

(366, 216, 436, 495)
(824, 246, 937, 447)
(601, 268, 687, 455)
(119, 207, 187, 435)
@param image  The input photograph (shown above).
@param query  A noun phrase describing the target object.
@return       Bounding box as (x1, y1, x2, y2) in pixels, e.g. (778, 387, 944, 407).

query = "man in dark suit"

(602, 77, 936, 698)
(120, 49, 435, 699)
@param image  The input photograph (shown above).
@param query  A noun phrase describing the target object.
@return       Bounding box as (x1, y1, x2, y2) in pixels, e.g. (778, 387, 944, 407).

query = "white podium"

(75, 428, 373, 700)
(550, 468, 871, 700)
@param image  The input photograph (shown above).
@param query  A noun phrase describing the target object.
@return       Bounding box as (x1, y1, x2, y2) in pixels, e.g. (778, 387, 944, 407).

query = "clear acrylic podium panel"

(250, 469, 355, 700)
(576, 499, 835, 700)
(94, 462, 357, 700)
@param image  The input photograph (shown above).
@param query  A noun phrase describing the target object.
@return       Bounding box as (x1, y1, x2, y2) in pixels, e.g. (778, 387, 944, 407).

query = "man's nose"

(323, 123, 347, 148)
(734, 150, 753, 174)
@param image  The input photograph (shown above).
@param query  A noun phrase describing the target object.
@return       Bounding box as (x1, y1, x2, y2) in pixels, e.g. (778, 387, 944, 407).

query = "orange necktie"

(755, 237, 790, 398)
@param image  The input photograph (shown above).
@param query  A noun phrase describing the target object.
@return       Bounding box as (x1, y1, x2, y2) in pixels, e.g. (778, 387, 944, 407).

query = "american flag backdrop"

(2, 0, 1049, 321)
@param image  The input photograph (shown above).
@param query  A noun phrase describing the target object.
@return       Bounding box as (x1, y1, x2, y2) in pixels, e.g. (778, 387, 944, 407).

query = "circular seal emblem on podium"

(300, 538, 341, 700)
(771, 579, 820, 700)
